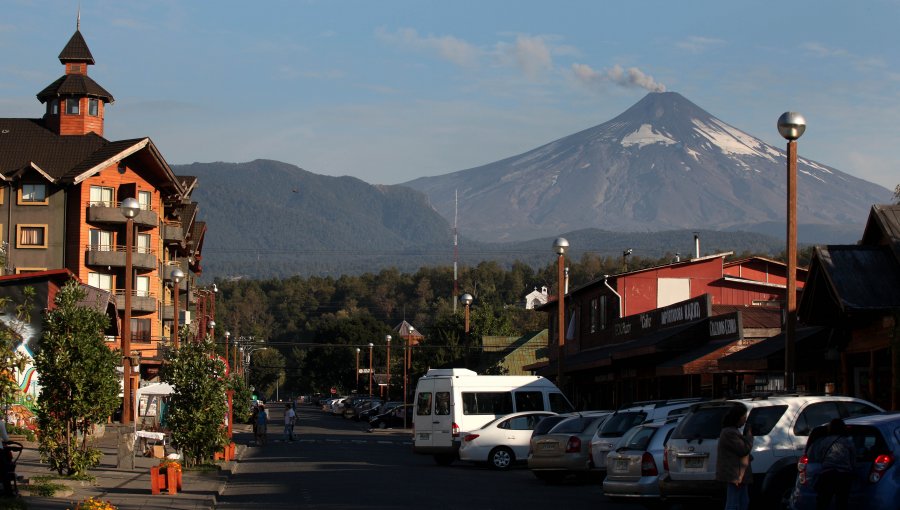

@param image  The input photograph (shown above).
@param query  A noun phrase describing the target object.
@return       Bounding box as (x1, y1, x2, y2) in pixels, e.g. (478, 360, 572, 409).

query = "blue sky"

(2, 1, 898, 190)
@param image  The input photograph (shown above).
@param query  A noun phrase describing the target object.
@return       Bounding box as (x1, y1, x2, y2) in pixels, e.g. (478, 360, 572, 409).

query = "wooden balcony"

(162, 221, 184, 244)
(86, 202, 158, 228)
(114, 290, 157, 314)
(85, 245, 157, 271)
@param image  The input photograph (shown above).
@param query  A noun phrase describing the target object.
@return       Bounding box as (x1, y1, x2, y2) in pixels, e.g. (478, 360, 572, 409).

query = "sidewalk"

(11, 424, 250, 510)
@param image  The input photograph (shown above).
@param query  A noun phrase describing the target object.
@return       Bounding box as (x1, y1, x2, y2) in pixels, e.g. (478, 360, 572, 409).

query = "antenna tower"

(453, 190, 459, 312)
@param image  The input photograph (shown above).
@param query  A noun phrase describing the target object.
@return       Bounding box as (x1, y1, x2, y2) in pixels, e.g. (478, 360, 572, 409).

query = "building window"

(137, 233, 151, 254)
(66, 98, 80, 115)
(88, 272, 114, 292)
(70, 64, 82, 74)
(19, 184, 48, 205)
(131, 318, 152, 343)
(50, 100, 59, 115)
(590, 298, 599, 333)
(136, 276, 150, 297)
(16, 225, 47, 248)
(89, 185, 115, 207)
(599, 296, 607, 330)
(88, 98, 99, 116)
(138, 191, 152, 211)
(89, 229, 114, 251)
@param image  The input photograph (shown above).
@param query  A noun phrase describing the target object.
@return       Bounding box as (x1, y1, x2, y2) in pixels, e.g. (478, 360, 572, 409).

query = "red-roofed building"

(537, 251, 805, 409)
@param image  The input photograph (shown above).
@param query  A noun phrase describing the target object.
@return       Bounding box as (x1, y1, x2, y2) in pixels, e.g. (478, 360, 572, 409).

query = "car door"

(414, 379, 435, 449)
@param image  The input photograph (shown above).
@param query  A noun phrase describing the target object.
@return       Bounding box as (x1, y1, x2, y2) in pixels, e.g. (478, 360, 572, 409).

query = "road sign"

(358, 368, 372, 374)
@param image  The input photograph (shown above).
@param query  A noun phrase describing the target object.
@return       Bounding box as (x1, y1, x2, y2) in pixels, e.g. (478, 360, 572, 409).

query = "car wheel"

(489, 447, 514, 470)
(434, 454, 455, 466)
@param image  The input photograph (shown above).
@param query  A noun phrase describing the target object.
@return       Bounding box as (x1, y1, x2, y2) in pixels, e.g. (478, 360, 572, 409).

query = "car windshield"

(533, 415, 568, 436)
(597, 412, 647, 438)
(807, 424, 889, 463)
(620, 425, 657, 451)
(672, 404, 736, 440)
(550, 416, 593, 434)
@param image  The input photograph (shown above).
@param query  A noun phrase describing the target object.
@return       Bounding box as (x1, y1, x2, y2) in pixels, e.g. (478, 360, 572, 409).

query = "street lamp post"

(355, 347, 361, 391)
(385, 335, 391, 400)
(368, 342, 374, 397)
(553, 237, 569, 387)
(171, 267, 184, 349)
(120, 197, 140, 425)
(224, 331, 231, 373)
(777, 112, 806, 391)
(403, 326, 415, 412)
(460, 293, 473, 367)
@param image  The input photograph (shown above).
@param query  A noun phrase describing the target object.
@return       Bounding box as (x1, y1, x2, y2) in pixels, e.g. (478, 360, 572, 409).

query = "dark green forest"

(212, 248, 812, 401)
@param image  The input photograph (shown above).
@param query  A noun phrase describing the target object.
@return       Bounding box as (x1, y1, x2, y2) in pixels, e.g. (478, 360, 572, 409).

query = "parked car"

(528, 411, 613, 483)
(790, 412, 900, 510)
(369, 404, 413, 430)
(590, 399, 700, 475)
(459, 411, 557, 470)
(360, 401, 401, 422)
(531, 414, 574, 439)
(661, 395, 883, 507)
(345, 398, 382, 420)
(603, 418, 680, 504)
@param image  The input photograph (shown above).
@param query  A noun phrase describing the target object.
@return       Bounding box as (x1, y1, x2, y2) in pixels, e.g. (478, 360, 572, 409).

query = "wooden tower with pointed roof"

(36, 24, 114, 137)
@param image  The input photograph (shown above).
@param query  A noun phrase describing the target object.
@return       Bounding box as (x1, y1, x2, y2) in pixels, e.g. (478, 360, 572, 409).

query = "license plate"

(684, 457, 704, 469)
(541, 443, 556, 450)
(418, 433, 430, 440)
(614, 459, 629, 472)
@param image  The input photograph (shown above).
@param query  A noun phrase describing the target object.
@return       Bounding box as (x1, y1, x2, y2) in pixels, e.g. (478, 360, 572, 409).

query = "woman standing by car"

(716, 403, 753, 510)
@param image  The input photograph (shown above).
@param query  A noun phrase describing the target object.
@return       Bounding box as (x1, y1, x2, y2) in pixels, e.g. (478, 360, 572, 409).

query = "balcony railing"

(85, 245, 156, 271)
(86, 201, 157, 228)
(114, 290, 157, 314)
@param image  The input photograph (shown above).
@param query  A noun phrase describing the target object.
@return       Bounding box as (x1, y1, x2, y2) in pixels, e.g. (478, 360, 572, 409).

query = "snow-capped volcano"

(404, 92, 892, 243)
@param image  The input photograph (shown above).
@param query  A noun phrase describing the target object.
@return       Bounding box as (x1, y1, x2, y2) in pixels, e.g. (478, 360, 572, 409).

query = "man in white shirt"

(284, 403, 296, 442)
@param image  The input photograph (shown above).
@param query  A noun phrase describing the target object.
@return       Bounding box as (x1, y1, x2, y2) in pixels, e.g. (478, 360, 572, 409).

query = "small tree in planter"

(228, 373, 253, 424)
(161, 334, 229, 467)
(35, 282, 120, 476)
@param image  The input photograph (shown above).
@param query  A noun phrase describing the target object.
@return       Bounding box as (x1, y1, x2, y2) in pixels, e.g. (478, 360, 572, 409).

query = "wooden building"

(536, 252, 803, 409)
(0, 27, 207, 383)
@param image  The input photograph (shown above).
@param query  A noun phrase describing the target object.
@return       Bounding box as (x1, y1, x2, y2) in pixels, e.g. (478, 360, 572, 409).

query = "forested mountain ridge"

(180, 160, 796, 280)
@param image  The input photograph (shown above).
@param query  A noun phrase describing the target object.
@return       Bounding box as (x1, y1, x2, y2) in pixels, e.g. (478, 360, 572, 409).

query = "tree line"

(214, 249, 810, 400)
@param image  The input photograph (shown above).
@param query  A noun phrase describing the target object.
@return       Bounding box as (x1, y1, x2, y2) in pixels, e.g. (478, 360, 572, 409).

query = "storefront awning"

(656, 338, 743, 376)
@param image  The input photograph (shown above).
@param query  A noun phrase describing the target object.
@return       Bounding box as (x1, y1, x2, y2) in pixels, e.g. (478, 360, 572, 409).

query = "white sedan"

(459, 411, 557, 470)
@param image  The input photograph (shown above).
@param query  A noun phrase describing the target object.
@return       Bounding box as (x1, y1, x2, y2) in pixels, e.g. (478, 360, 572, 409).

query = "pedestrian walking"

(284, 403, 296, 442)
(716, 403, 753, 510)
(813, 418, 856, 510)
(255, 403, 268, 446)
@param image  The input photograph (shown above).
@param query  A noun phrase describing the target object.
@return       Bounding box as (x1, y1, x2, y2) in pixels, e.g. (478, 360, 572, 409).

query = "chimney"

(693, 232, 700, 259)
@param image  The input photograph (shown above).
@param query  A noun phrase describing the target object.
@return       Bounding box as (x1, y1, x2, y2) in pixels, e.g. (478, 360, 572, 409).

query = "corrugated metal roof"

(712, 305, 782, 329)
(816, 245, 900, 311)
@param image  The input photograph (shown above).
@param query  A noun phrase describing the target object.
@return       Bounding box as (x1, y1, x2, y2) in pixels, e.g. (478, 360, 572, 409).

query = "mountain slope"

(404, 92, 892, 242)
(177, 159, 453, 278)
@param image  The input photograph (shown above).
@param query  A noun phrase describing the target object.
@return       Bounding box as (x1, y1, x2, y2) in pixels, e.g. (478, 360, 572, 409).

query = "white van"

(413, 368, 573, 465)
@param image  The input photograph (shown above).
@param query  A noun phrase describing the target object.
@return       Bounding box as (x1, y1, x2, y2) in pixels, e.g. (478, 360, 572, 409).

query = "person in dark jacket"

(812, 418, 856, 510)
(716, 403, 753, 510)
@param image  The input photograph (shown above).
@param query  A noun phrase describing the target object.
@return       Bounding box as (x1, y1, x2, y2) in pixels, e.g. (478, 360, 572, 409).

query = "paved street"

(217, 405, 644, 509)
